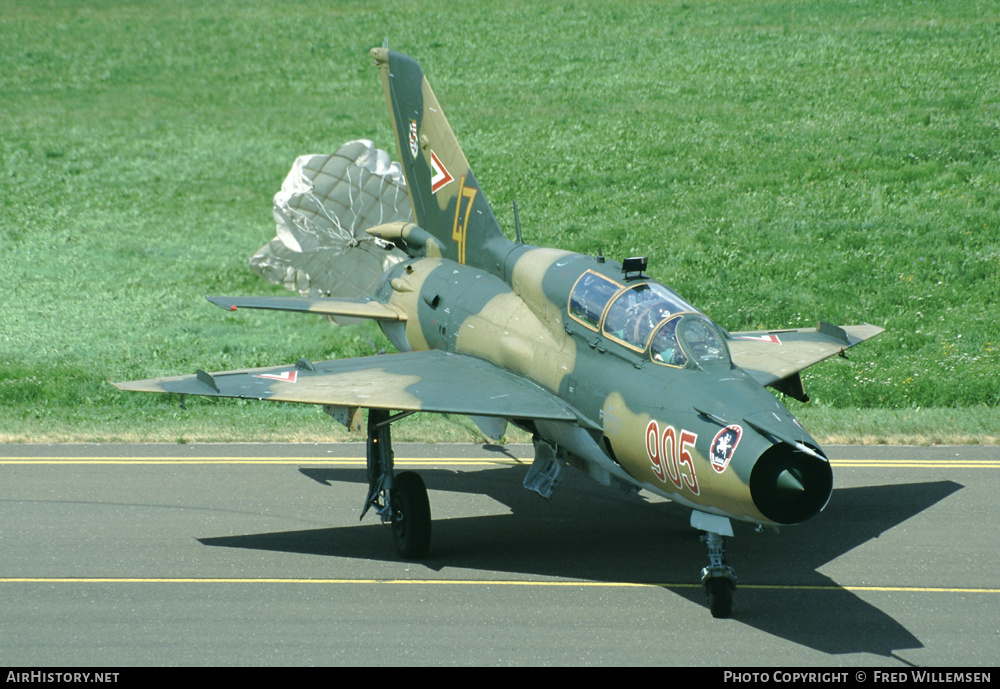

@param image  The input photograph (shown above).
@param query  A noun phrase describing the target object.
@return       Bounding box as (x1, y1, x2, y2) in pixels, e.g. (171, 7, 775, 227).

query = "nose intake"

(749, 442, 833, 524)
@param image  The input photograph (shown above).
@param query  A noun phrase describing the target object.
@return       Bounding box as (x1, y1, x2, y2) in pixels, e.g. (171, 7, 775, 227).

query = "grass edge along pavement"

(1, 402, 997, 446)
(1, 2, 998, 444)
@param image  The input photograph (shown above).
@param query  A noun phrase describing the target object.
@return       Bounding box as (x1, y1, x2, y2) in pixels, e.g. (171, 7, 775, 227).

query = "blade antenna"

(513, 199, 523, 244)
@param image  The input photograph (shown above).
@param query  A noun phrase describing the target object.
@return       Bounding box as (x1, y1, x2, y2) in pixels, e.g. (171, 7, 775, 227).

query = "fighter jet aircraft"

(115, 48, 883, 618)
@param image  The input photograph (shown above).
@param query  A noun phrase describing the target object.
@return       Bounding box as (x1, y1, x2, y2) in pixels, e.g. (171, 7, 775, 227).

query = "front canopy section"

(650, 313, 732, 372)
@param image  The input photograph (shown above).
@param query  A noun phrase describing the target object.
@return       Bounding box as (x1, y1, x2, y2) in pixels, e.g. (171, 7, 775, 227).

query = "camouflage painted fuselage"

(372, 240, 832, 527)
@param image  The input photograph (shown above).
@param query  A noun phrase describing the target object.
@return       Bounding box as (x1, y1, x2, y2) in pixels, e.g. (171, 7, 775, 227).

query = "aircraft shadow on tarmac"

(198, 463, 962, 656)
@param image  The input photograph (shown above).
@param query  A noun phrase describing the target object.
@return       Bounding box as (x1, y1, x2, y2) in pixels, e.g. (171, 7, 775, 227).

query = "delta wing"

(729, 322, 885, 399)
(114, 350, 577, 422)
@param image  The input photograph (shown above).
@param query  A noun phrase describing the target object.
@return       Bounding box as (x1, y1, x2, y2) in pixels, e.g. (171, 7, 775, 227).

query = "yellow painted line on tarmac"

(0, 457, 525, 466)
(1, 577, 997, 594)
(1, 577, 670, 587)
(832, 459, 1000, 469)
(1, 456, 998, 468)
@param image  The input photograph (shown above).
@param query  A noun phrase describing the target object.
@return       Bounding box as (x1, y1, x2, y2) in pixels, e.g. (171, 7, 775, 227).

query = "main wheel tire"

(390, 471, 431, 559)
(706, 577, 734, 618)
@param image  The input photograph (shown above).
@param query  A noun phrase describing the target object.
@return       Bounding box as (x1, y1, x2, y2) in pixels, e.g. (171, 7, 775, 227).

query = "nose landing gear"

(691, 510, 737, 618)
(700, 530, 736, 618)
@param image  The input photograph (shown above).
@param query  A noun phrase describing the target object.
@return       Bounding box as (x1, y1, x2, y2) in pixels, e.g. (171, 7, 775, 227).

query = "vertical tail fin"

(372, 48, 511, 272)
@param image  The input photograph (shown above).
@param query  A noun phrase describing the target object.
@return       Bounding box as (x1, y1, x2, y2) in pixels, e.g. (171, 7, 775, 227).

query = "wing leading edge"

(113, 350, 578, 422)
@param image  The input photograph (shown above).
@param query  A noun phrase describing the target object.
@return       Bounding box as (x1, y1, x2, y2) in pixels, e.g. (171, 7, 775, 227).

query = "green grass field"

(2, 0, 998, 444)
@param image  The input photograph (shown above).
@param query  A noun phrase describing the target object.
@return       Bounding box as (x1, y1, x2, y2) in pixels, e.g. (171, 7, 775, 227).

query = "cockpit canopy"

(568, 270, 732, 371)
(650, 313, 731, 370)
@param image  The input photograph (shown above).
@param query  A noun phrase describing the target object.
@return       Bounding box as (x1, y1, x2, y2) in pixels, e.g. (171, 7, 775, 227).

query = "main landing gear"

(691, 510, 737, 618)
(361, 409, 432, 559)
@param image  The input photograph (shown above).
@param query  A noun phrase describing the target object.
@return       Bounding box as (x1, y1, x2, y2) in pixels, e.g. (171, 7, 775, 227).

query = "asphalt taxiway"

(1, 443, 997, 666)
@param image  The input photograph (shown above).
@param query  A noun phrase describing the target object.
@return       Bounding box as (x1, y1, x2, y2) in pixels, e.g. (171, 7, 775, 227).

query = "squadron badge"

(710, 425, 743, 473)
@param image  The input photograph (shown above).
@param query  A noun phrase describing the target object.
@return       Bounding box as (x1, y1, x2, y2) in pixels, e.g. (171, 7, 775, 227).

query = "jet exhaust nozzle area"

(749, 442, 833, 525)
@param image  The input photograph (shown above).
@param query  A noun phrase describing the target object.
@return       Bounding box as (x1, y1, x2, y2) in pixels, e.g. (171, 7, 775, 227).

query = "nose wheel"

(704, 576, 734, 618)
(700, 531, 736, 619)
(692, 510, 737, 618)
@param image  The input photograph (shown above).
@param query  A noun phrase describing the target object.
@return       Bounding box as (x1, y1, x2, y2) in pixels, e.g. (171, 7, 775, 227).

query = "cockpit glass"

(650, 314, 732, 370)
(602, 283, 698, 350)
(677, 315, 731, 370)
(650, 316, 688, 367)
(568, 271, 622, 330)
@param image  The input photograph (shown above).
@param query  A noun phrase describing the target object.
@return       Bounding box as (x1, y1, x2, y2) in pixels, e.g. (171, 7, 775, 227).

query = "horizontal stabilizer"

(207, 296, 406, 321)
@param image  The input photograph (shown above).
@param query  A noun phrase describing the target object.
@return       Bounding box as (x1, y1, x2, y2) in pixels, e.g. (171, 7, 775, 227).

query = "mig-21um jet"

(115, 48, 883, 618)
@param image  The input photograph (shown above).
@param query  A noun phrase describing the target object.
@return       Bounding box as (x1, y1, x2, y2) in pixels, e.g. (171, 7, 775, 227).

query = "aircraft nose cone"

(749, 442, 833, 524)
(776, 469, 806, 492)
